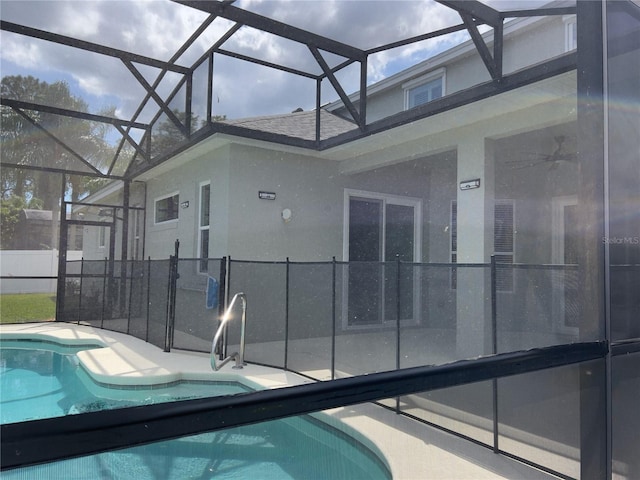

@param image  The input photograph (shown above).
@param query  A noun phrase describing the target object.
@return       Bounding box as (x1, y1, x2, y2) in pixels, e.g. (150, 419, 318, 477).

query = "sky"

(0, 0, 552, 123)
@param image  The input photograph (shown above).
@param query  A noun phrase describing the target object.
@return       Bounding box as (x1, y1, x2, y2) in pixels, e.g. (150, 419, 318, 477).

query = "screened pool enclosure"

(1, 1, 639, 479)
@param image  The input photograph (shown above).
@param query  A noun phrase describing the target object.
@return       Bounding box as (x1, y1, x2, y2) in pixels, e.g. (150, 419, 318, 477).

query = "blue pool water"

(0, 340, 391, 479)
(0, 340, 250, 424)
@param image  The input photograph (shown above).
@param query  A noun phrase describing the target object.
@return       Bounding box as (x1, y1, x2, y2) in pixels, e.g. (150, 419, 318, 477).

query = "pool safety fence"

(55, 254, 587, 364)
(40, 249, 617, 478)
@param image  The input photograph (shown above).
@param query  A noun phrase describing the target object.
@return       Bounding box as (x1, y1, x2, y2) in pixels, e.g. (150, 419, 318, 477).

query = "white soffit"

(332, 70, 577, 172)
(134, 70, 576, 181)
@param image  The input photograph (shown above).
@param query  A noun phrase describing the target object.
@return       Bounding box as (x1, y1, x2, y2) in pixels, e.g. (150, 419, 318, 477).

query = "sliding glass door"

(344, 191, 421, 327)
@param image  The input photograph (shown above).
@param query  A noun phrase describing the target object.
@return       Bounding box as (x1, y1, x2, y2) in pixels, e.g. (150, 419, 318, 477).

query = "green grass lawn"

(0, 293, 56, 323)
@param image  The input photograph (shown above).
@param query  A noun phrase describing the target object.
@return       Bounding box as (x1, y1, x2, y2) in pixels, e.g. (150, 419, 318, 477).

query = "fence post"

(395, 254, 401, 414)
(78, 257, 84, 325)
(164, 240, 180, 352)
(331, 257, 336, 381)
(55, 192, 68, 322)
(145, 256, 151, 343)
(100, 257, 107, 329)
(215, 256, 227, 360)
(126, 260, 134, 335)
(491, 254, 499, 453)
(222, 256, 231, 359)
(284, 257, 290, 370)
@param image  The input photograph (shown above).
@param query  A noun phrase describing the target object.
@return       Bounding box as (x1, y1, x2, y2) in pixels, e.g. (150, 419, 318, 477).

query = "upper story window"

(403, 68, 445, 110)
(155, 192, 179, 224)
(564, 15, 577, 52)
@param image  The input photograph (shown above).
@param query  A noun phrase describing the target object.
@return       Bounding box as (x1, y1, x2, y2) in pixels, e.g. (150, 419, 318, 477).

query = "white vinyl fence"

(0, 250, 83, 294)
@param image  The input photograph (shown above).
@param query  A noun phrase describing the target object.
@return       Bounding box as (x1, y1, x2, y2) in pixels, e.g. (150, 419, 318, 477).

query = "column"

(455, 136, 496, 358)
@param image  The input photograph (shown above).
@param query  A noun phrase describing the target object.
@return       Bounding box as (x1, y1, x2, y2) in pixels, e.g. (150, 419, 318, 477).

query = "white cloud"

(0, 1, 475, 121)
(1, 35, 44, 69)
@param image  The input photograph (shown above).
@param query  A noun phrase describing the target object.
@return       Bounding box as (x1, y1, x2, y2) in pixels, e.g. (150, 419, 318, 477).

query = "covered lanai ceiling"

(0, 0, 576, 181)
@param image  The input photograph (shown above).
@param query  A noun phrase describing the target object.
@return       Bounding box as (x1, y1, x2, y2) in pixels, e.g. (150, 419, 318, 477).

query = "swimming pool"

(0, 339, 391, 479)
(0, 339, 251, 424)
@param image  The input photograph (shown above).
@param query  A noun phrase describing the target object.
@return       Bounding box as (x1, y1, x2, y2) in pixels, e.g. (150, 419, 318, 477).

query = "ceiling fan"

(507, 136, 577, 170)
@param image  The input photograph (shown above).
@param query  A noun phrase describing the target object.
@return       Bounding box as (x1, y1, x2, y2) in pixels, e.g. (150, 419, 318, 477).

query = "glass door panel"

(384, 204, 415, 322)
(348, 197, 383, 326)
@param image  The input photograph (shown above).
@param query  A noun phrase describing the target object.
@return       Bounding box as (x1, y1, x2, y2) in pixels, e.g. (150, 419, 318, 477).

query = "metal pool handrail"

(211, 292, 247, 371)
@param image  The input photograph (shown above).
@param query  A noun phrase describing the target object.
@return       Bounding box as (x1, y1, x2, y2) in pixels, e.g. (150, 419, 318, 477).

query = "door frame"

(342, 189, 422, 329)
(551, 194, 579, 336)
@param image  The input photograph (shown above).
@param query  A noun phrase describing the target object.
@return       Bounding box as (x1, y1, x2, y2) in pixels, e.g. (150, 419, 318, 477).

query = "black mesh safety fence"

(226, 260, 287, 368)
(58, 257, 171, 350)
(495, 263, 581, 353)
(12, 255, 607, 480)
(172, 258, 224, 353)
(145, 259, 171, 350)
(397, 262, 457, 370)
(78, 259, 110, 329)
(333, 261, 398, 378)
(61, 259, 83, 324)
(55, 258, 592, 375)
(125, 260, 150, 342)
(286, 261, 335, 379)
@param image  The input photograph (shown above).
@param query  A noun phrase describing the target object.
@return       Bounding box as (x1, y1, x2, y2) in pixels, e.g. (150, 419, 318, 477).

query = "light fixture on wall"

(282, 208, 292, 223)
(459, 178, 481, 190)
(259, 191, 276, 200)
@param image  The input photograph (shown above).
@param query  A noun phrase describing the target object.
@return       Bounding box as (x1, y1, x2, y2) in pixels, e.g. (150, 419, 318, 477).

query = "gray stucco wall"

(339, 16, 572, 125)
(144, 145, 231, 260)
(226, 144, 344, 262)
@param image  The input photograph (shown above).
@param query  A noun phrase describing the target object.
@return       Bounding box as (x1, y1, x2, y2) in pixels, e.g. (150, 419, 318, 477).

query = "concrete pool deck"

(1, 323, 561, 479)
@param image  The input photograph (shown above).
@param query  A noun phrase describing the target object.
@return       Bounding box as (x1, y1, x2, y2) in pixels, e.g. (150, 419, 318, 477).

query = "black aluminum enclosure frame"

(0, 341, 608, 470)
(3, 2, 627, 479)
(0, 1, 580, 310)
(0, 0, 577, 183)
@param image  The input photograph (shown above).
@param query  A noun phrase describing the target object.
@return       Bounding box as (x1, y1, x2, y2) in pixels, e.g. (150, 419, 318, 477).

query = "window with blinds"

(154, 192, 179, 224)
(494, 200, 515, 292)
(450, 200, 515, 292)
(403, 68, 445, 110)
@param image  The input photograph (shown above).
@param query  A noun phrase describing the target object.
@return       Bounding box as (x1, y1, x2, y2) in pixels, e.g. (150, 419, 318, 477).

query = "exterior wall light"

(459, 179, 481, 190)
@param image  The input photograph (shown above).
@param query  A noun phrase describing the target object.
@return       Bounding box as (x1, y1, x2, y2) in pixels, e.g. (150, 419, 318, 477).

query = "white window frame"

(551, 195, 579, 336)
(563, 15, 577, 52)
(98, 225, 106, 249)
(197, 181, 211, 274)
(132, 208, 141, 260)
(402, 67, 446, 110)
(154, 191, 180, 225)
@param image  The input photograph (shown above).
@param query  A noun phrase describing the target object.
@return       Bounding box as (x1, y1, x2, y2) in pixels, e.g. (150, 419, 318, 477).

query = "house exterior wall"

(145, 144, 345, 263)
(79, 182, 146, 262)
(501, 16, 569, 75)
(341, 15, 572, 124)
(144, 145, 231, 260)
(226, 144, 343, 261)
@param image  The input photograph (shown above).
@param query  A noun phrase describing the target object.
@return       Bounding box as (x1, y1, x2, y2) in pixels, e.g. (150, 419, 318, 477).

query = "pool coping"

(1, 323, 561, 480)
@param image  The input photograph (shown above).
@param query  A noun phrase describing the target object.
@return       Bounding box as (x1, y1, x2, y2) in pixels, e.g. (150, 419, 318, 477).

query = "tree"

(1, 76, 116, 249)
(149, 110, 226, 158)
(1, 76, 115, 207)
